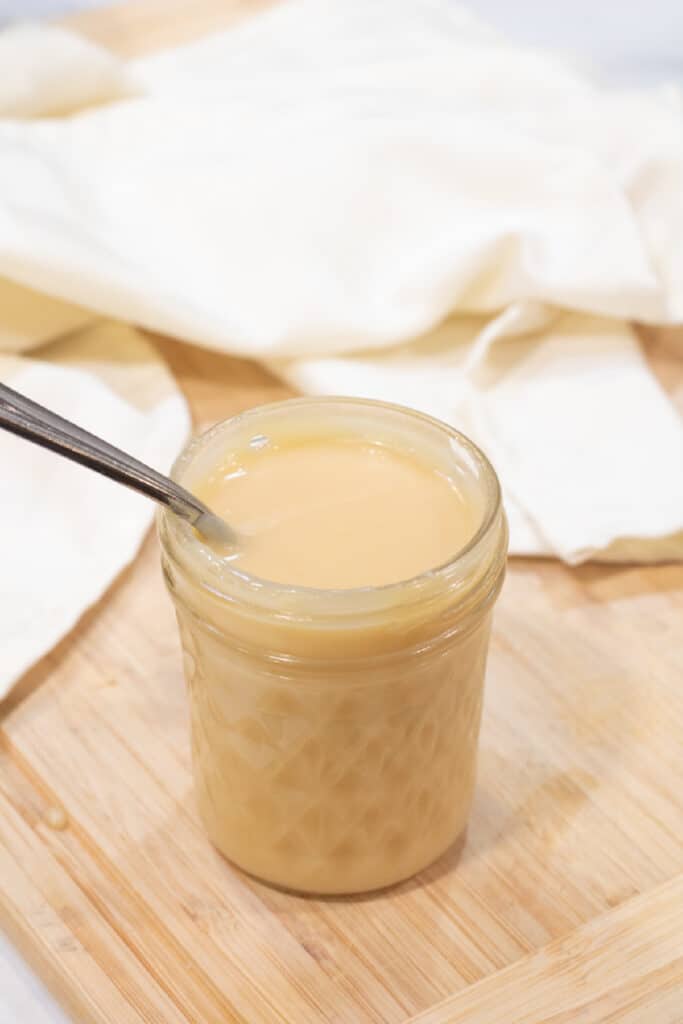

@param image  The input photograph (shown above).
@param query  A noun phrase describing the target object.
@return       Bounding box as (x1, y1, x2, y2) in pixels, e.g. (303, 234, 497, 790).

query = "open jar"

(158, 398, 507, 894)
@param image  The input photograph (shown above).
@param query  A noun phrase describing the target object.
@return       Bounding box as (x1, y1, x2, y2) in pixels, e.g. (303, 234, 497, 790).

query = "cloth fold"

(0, 313, 190, 696)
(0, 28, 188, 699)
(0, 22, 137, 117)
(1, 0, 683, 696)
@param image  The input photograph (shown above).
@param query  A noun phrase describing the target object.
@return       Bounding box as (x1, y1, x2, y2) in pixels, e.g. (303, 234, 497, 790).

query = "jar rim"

(158, 397, 504, 614)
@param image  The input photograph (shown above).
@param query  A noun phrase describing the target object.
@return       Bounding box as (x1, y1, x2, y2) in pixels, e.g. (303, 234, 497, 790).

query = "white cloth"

(0, 29, 189, 698)
(0, 22, 137, 118)
(1, 1, 683, 695)
(0, 306, 190, 697)
(2, 1, 682, 349)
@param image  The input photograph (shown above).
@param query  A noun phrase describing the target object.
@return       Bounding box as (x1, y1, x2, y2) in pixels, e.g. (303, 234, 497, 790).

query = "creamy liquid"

(164, 409, 504, 894)
(194, 437, 477, 588)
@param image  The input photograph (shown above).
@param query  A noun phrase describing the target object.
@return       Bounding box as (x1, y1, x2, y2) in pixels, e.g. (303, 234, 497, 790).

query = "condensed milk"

(195, 436, 478, 589)
(159, 398, 507, 894)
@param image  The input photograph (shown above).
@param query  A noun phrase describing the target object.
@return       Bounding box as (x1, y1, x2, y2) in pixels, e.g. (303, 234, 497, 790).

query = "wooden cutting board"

(1, 3, 683, 1021)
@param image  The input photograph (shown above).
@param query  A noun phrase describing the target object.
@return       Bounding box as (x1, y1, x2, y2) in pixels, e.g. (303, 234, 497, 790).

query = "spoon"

(0, 382, 236, 546)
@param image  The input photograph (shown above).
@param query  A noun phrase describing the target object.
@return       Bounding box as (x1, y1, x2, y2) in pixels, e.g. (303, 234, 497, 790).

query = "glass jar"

(158, 398, 507, 895)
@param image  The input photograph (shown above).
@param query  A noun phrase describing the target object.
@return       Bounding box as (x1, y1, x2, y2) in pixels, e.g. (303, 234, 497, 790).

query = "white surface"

(1, 0, 683, 86)
(0, 0, 106, 17)
(0, 938, 66, 1024)
(466, 0, 683, 85)
(1, 2, 682, 1022)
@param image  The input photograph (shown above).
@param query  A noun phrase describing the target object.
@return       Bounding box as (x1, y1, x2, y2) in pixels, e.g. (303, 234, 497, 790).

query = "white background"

(0, 1, 681, 1021)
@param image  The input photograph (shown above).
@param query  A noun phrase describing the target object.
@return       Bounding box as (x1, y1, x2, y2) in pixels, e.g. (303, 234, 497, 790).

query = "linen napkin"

(0, 299, 190, 698)
(0, 21, 136, 118)
(0, 25, 188, 696)
(0, 31, 189, 697)
(1, 0, 683, 696)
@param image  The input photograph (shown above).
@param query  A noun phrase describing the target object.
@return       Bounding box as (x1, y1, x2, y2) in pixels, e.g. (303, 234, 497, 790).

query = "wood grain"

(408, 874, 683, 1023)
(1, 3, 683, 1023)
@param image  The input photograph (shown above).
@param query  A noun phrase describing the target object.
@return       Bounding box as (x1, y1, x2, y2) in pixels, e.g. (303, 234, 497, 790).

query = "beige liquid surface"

(195, 436, 477, 588)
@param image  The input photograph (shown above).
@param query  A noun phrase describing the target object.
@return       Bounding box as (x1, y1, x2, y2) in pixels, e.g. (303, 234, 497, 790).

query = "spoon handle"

(0, 382, 234, 544)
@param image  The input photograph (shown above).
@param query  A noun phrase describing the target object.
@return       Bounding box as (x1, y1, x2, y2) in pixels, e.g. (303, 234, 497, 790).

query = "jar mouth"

(159, 397, 504, 613)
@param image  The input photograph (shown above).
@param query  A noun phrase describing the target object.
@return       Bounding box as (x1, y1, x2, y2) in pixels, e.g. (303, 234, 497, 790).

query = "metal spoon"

(0, 382, 236, 546)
